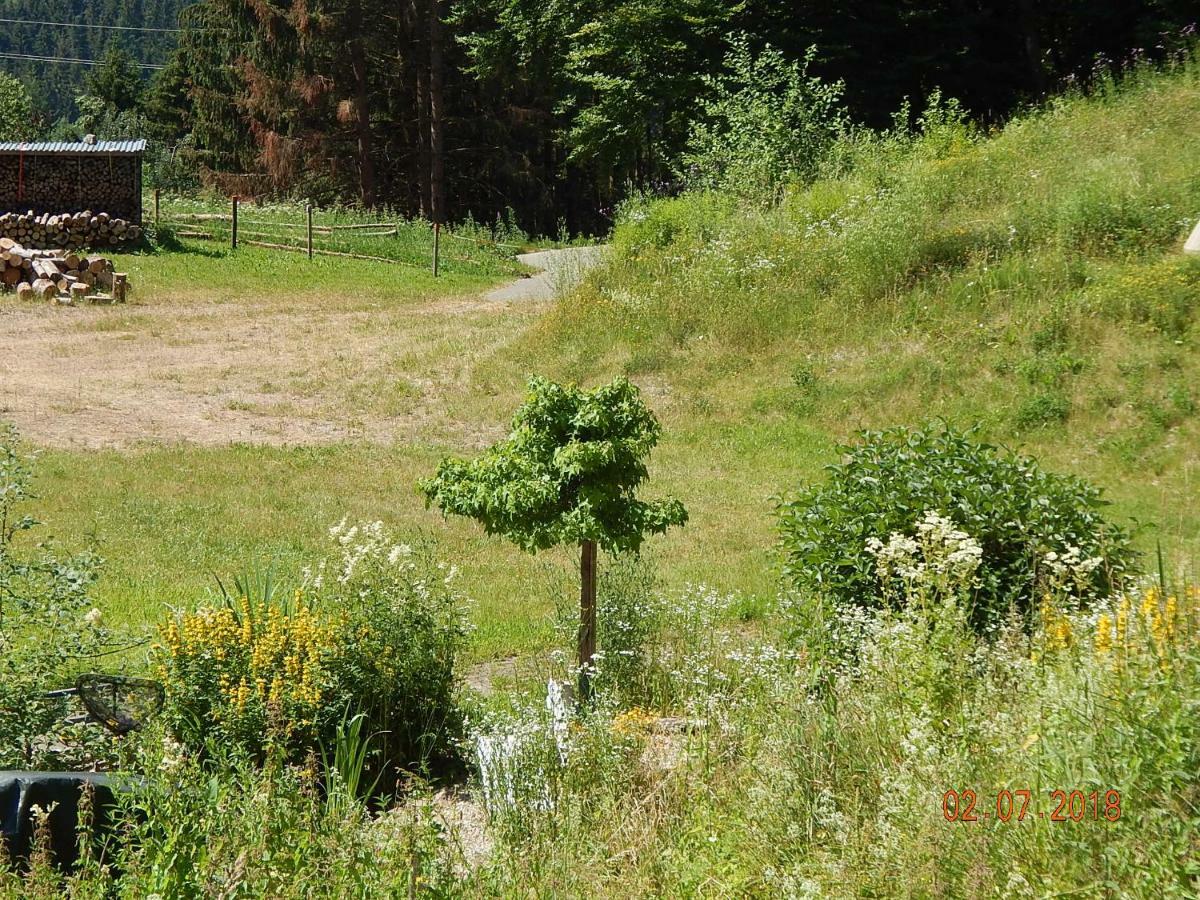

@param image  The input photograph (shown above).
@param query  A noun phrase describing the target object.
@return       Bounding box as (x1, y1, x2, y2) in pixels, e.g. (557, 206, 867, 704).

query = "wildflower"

(83, 607, 103, 627)
(611, 707, 657, 738)
(1115, 597, 1129, 644)
(1094, 613, 1113, 656)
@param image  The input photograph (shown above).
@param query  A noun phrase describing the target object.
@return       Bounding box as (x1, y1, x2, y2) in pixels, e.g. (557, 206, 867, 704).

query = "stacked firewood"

(0, 238, 128, 304)
(0, 211, 142, 251)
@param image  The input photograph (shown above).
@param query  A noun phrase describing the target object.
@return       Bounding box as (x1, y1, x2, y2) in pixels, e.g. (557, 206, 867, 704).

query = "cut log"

(16, 282, 33, 302)
(70, 283, 91, 302)
(31, 279, 57, 301)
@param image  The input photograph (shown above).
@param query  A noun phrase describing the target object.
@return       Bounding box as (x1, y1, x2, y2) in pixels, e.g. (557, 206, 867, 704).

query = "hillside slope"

(505, 56, 1200, 573)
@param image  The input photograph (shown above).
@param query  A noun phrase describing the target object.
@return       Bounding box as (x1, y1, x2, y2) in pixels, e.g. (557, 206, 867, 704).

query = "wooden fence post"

(306, 204, 314, 259)
(231, 196, 239, 250)
(153, 188, 160, 229)
(578, 538, 597, 702)
(432, 222, 441, 277)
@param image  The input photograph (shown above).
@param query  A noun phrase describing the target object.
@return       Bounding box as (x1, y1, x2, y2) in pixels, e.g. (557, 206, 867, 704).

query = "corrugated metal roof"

(0, 140, 147, 155)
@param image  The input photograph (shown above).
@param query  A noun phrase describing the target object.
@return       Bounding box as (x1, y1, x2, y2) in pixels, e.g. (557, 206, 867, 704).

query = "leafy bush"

(680, 35, 847, 204)
(0, 423, 113, 769)
(156, 596, 335, 757)
(156, 521, 466, 779)
(776, 424, 1138, 629)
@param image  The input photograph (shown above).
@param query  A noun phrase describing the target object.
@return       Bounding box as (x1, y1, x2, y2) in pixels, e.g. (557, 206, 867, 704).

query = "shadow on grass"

(145, 227, 227, 259)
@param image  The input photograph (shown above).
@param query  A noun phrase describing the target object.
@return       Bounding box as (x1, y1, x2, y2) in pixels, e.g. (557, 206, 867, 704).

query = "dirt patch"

(463, 656, 523, 696)
(0, 293, 506, 449)
(0, 248, 605, 450)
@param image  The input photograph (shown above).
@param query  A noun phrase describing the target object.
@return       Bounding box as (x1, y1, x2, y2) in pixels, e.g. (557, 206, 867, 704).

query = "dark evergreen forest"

(0, 0, 1195, 233)
(0, 0, 186, 119)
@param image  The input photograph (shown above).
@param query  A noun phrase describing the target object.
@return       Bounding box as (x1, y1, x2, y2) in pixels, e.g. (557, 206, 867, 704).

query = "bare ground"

(0, 249, 602, 449)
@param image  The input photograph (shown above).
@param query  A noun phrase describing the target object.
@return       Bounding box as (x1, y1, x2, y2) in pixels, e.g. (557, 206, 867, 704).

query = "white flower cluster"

(1042, 544, 1103, 591)
(475, 726, 551, 814)
(866, 510, 983, 596)
(303, 517, 415, 589)
(473, 679, 572, 817)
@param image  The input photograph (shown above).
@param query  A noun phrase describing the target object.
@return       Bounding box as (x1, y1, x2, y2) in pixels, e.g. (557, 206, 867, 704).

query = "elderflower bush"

(777, 423, 1137, 631)
(155, 519, 467, 775)
(866, 509, 983, 605)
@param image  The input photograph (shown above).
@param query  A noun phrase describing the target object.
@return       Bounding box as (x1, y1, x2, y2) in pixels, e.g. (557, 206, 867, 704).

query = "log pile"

(0, 154, 141, 222)
(0, 238, 128, 304)
(0, 210, 142, 251)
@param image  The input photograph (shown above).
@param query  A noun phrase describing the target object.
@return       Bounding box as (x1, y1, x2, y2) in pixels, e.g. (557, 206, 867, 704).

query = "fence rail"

(153, 193, 521, 277)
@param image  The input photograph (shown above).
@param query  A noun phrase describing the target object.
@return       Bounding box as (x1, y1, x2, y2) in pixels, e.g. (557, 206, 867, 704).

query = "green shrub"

(156, 521, 466, 780)
(679, 36, 847, 204)
(1014, 391, 1071, 429)
(776, 424, 1138, 629)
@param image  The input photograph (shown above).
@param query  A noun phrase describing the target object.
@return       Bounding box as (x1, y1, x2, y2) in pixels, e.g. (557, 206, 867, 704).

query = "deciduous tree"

(420, 376, 687, 700)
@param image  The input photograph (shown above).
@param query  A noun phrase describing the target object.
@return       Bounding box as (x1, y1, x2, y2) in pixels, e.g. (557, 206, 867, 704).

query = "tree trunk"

(578, 539, 597, 702)
(1016, 0, 1047, 96)
(413, 0, 431, 217)
(350, 40, 377, 208)
(428, 0, 446, 225)
(416, 68, 431, 217)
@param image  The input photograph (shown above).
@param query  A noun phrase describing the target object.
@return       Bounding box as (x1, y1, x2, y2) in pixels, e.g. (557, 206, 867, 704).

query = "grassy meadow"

(23, 58, 1200, 662)
(2, 53, 1200, 897)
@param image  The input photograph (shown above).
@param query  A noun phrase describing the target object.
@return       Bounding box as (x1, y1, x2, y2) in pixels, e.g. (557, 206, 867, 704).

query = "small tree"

(679, 35, 847, 204)
(420, 376, 687, 699)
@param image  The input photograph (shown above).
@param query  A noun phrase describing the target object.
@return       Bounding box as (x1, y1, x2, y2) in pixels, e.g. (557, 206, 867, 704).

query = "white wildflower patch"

(867, 510, 982, 602)
(471, 681, 573, 819)
(1041, 543, 1104, 597)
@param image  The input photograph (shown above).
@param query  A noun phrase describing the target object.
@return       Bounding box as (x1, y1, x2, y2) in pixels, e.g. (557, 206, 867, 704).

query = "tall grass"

(546, 54, 1200, 354)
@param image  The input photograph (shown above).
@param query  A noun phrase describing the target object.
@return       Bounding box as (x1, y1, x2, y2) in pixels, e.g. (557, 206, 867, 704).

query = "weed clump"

(155, 522, 467, 780)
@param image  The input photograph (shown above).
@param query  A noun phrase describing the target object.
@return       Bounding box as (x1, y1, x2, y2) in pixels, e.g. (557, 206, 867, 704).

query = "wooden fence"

(153, 192, 522, 276)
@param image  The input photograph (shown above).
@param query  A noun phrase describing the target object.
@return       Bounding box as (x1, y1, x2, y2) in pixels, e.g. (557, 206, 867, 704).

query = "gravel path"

(484, 245, 606, 303)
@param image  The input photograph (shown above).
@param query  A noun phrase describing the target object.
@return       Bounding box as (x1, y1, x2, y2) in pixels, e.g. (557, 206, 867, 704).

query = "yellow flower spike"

(1094, 613, 1113, 656)
(1141, 589, 1159, 620)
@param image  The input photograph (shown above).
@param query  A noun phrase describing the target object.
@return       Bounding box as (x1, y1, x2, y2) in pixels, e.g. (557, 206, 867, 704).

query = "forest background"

(0, 1, 1196, 234)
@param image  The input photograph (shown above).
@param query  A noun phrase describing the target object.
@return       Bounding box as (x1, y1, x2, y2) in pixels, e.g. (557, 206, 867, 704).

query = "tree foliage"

(0, 73, 35, 142)
(83, 47, 145, 113)
(420, 376, 687, 554)
(680, 36, 847, 203)
(0, 0, 1194, 230)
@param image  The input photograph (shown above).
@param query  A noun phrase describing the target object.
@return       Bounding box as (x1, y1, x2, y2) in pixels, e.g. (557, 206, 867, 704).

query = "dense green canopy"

(420, 377, 687, 553)
(1, 0, 1194, 230)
